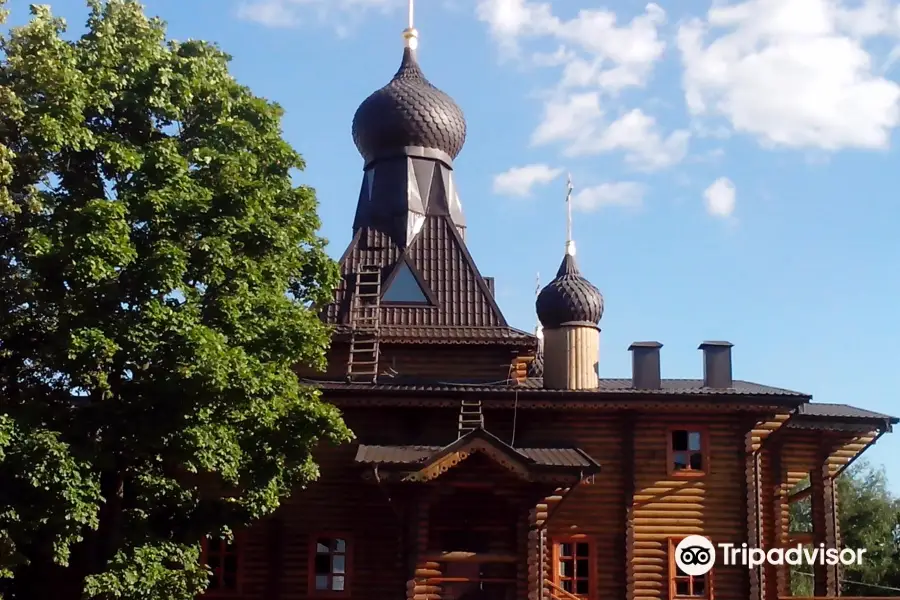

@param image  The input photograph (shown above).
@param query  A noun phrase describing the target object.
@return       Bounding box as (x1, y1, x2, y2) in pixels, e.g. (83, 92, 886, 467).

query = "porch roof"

(354, 428, 601, 483)
(786, 402, 897, 432)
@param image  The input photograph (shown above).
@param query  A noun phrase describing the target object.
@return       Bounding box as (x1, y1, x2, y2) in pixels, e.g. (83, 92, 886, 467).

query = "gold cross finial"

(403, 0, 419, 50)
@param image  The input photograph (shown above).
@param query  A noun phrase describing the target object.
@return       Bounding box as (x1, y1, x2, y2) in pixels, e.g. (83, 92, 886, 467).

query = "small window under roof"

(383, 262, 429, 304)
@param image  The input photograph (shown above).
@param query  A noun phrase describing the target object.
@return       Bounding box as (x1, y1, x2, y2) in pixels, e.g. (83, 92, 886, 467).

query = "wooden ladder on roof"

(346, 265, 382, 383)
(458, 399, 484, 437)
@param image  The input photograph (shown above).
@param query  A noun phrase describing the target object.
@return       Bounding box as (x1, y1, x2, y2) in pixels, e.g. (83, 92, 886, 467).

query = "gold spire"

(565, 172, 576, 256)
(403, 0, 419, 50)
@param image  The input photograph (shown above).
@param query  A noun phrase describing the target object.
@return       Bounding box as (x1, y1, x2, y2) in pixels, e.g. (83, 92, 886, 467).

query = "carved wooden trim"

(404, 440, 533, 482)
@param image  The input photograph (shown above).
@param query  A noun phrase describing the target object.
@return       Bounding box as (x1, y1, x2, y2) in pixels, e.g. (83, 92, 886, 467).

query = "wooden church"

(199, 14, 897, 600)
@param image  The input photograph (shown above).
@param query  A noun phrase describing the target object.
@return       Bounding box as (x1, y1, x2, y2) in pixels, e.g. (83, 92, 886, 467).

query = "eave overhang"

(355, 428, 600, 485)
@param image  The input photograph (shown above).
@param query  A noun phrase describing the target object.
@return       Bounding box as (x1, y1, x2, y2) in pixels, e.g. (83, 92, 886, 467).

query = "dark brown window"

(669, 538, 713, 599)
(668, 427, 708, 476)
(201, 536, 241, 595)
(551, 536, 595, 598)
(309, 535, 351, 596)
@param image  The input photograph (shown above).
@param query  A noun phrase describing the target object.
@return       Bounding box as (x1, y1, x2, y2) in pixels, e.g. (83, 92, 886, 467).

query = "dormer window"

(668, 427, 707, 476)
(382, 261, 431, 305)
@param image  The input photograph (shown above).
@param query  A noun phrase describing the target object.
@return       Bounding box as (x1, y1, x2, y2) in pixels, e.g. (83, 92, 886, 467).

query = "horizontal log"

(414, 568, 441, 578)
(428, 577, 516, 584)
(420, 551, 518, 563)
(781, 597, 900, 600)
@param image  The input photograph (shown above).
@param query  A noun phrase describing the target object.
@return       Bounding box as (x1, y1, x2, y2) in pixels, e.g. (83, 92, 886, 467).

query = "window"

(201, 535, 241, 595)
(309, 535, 351, 595)
(552, 537, 595, 598)
(668, 427, 707, 476)
(669, 538, 713, 599)
(382, 262, 429, 304)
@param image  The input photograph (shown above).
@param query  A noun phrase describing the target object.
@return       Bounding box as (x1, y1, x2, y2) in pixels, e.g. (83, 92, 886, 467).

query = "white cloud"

(530, 96, 689, 170)
(703, 177, 737, 217)
(236, 1, 300, 27)
(477, 0, 667, 92)
(478, 1, 687, 173)
(531, 92, 604, 146)
(572, 182, 645, 211)
(570, 109, 690, 169)
(677, 0, 900, 150)
(492, 164, 563, 197)
(236, 0, 400, 29)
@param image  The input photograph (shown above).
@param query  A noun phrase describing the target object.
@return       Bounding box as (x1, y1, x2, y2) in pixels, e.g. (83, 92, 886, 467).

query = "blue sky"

(13, 0, 900, 490)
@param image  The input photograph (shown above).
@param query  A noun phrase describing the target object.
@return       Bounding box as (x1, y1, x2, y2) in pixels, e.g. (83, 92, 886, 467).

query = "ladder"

(458, 399, 484, 437)
(346, 265, 382, 383)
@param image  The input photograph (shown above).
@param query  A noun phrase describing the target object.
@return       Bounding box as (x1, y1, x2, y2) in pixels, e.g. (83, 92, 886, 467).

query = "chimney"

(484, 277, 495, 297)
(699, 341, 733, 388)
(629, 342, 662, 389)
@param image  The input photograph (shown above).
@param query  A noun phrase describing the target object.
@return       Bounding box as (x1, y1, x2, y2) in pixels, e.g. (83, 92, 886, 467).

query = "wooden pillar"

(744, 422, 762, 600)
(407, 493, 436, 600)
(527, 506, 542, 600)
(264, 516, 284, 600)
(770, 442, 790, 599)
(622, 412, 636, 600)
(518, 507, 530, 600)
(810, 458, 840, 597)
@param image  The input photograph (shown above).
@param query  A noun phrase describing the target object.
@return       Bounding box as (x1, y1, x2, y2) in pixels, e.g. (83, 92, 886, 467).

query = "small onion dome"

(527, 349, 544, 378)
(352, 47, 467, 165)
(536, 253, 604, 328)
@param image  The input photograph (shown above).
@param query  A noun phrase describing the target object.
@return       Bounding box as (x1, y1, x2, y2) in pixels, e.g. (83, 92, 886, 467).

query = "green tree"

(0, 1, 351, 598)
(789, 461, 900, 596)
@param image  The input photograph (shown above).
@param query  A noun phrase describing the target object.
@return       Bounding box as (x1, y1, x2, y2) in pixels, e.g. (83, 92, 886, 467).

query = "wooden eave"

(328, 326, 537, 347)
(312, 388, 807, 413)
(356, 428, 600, 485)
(761, 410, 895, 478)
(785, 414, 896, 433)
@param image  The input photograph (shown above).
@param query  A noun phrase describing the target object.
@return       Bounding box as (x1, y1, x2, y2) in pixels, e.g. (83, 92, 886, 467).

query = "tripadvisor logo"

(675, 535, 866, 576)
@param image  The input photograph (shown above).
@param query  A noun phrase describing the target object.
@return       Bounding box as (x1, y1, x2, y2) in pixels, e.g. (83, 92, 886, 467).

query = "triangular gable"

(403, 428, 534, 483)
(324, 216, 518, 331)
(397, 216, 508, 326)
(382, 257, 435, 305)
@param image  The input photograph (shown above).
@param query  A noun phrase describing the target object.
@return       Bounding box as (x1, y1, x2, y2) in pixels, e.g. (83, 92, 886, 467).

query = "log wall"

(203, 401, 882, 600)
(629, 414, 749, 600)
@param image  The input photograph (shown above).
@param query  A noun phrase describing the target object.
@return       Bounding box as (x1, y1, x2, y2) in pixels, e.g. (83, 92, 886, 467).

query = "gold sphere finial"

(403, 27, 419, 50)
(403, 0, 418, 50)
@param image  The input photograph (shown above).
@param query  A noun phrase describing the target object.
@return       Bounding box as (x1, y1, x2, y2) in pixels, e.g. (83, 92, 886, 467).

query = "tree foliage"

(0, 1, 350, 598)
(790, 461, 900, 596)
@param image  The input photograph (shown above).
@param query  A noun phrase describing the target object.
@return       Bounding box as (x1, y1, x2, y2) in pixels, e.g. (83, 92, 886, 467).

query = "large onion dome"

(351, 46, 467, 165)
(536, 252, 604, 328)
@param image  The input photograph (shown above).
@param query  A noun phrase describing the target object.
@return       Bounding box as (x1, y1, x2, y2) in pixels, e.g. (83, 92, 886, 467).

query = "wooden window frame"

(550, 534, 597, 600)
(668, 537, 714, 600)
(666, 426, 709, 477)
(308, 532, 353, 598)
(200, 532, 244, 597)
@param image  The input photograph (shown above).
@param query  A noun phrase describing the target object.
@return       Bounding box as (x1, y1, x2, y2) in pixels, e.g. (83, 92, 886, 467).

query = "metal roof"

(354, 443, 597, 469)
(309, 377, 809, 397)
(796, 403, 897, 422)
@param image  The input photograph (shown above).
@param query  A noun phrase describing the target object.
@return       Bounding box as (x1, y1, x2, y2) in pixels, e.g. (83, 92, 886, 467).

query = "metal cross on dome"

(565, 173, 576, 256)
